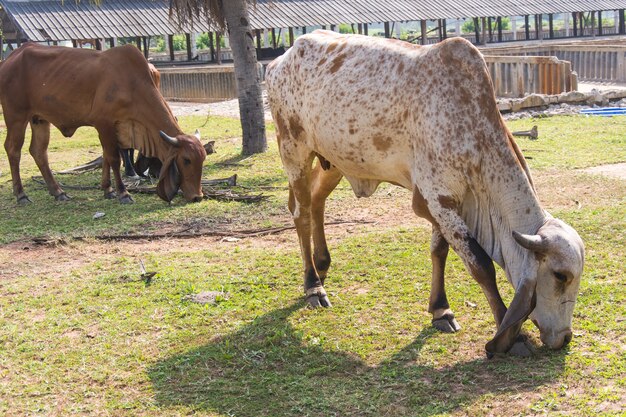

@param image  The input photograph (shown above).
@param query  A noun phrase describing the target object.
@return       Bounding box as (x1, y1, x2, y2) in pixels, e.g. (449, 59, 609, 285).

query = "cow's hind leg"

(310, 163, 343, 283)
(4, 118, 30, 204)
(429, 228, 461, 333)
(29, 119, 70, 201)
(284, 151, 332, 307)
(120, 149, 139, 178)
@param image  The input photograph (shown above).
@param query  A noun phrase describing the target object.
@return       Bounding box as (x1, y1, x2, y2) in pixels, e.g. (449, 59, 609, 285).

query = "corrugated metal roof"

(249, 0, 626, 27)
(0, 0, 212, 42)
(2, 0, 626, 42)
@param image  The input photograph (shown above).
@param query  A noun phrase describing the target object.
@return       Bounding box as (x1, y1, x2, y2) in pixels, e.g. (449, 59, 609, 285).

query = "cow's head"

(486, 218, 584, 354)
(157, 130, 206, 202)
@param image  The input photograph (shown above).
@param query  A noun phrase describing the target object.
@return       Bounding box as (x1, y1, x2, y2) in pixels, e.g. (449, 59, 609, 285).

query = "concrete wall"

(484, 55, 576, 97)
(158, 63, 264, 102)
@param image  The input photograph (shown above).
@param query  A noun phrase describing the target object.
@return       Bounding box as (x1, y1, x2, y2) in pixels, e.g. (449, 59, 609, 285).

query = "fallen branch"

(31, 177, 96, 190)
(56, 156, 103, 174)
(84, 219, 375, 241)
(31, 174, 260, 202)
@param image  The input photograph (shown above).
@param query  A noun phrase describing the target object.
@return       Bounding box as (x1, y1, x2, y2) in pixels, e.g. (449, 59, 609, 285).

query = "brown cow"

(0, 43, 206, 204)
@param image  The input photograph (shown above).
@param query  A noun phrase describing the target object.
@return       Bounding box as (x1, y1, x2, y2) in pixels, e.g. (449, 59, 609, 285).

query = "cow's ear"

(157, 157, 180, 202)
(485, 278, 537, 355)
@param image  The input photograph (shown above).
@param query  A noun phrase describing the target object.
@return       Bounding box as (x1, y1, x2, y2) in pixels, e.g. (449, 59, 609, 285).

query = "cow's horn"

(513, 231, 549, 253)
(159, 131, 180, 147)
(194, 129, 201, 140)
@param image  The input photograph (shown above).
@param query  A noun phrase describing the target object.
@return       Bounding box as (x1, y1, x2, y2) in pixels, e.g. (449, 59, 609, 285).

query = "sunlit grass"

(0, 114, 624, 415)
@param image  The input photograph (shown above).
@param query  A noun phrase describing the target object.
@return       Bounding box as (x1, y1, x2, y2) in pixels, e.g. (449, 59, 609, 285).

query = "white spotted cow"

(266, 30, 585, 356)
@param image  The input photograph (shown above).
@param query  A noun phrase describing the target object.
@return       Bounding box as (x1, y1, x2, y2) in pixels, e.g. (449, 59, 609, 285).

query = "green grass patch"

(0, 115, 284, 244)
(507, 115, 626, 169)
(0, 114, 624, 415)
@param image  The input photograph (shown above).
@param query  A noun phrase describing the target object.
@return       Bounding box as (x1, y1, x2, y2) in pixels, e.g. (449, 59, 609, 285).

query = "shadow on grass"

(149, 302, 567, 416)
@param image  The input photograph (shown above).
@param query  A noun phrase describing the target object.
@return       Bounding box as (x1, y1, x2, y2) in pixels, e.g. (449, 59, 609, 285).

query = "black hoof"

(119, 194, 134, 204)
(432, 313, 461, 333)
(17, 195, 32, 205)
(305, 288, 332, 308)
(104, 191, 117, 200)
(55, 193, 71, 201)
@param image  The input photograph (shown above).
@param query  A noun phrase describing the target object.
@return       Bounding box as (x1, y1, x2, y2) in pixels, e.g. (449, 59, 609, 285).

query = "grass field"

(0, 114, 624, 416)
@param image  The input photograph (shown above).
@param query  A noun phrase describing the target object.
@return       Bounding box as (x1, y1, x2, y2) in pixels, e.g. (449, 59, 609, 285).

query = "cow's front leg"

(414, 184, 529, 355)
(98, 127, 133, 204)
(289, 176, 330, 308)
(100, 156, 116, 199)
(284, 152, 331, 308)
(310, 163, 343, 284)
(29, 119, 70, 201)
(428, 228, 461, 333)
(120, 148, 139, 178)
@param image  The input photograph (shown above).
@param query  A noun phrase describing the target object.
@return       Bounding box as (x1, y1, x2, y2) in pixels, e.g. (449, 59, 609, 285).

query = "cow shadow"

(149, 302, 567, 416)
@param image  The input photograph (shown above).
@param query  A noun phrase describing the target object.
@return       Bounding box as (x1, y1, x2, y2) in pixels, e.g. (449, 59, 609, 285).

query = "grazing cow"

(0, 43, 206, 204)
(266, 31, 585, 356)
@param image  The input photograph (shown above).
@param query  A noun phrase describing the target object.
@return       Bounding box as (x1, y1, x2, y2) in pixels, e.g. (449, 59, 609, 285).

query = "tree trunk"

(223, 0, 267, 155)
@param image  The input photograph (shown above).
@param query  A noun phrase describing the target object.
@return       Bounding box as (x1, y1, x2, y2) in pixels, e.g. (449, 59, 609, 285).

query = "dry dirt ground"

(582, 162, 626, 180)
(1, 164, 621, 284)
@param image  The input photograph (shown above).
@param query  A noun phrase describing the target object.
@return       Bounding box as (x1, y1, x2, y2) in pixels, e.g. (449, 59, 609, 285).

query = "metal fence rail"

(482, 42, 626, 83)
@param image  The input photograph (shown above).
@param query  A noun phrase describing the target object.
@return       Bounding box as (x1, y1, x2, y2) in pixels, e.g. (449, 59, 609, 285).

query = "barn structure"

(1, 0, 625, 101)
(1, 0, 626, 60)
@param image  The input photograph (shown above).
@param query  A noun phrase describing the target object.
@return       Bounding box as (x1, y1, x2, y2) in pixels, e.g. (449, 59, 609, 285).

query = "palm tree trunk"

(222, 0, 267, 155)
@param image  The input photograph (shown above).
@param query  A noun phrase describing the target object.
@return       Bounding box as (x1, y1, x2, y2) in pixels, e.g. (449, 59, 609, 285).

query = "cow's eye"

(183, 158, 191, 166)
(554, 272, 567, 282)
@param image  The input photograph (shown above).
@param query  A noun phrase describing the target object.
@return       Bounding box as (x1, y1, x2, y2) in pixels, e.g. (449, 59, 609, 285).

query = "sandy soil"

(582, 162, 626, 180)
(168, 91, 273, 121)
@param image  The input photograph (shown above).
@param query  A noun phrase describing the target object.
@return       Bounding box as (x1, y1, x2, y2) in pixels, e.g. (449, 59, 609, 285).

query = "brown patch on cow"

(318, 57, 327, 66)
(396, 61, 405, 75)
(326, 42, 339, 53)
(274, 112, 290, 139)
(349, 128, 358, 135)
(288, 115, 304, 140)
(372, 135, 393, 151)
(438, 195, 457, 210)
(329, 53, 347, 74)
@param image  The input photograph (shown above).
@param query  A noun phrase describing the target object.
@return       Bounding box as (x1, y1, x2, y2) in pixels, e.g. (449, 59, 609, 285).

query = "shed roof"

(0, 0, 212, 42)
(2, 0, 626, 42)
(250, 0, 626, 27)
